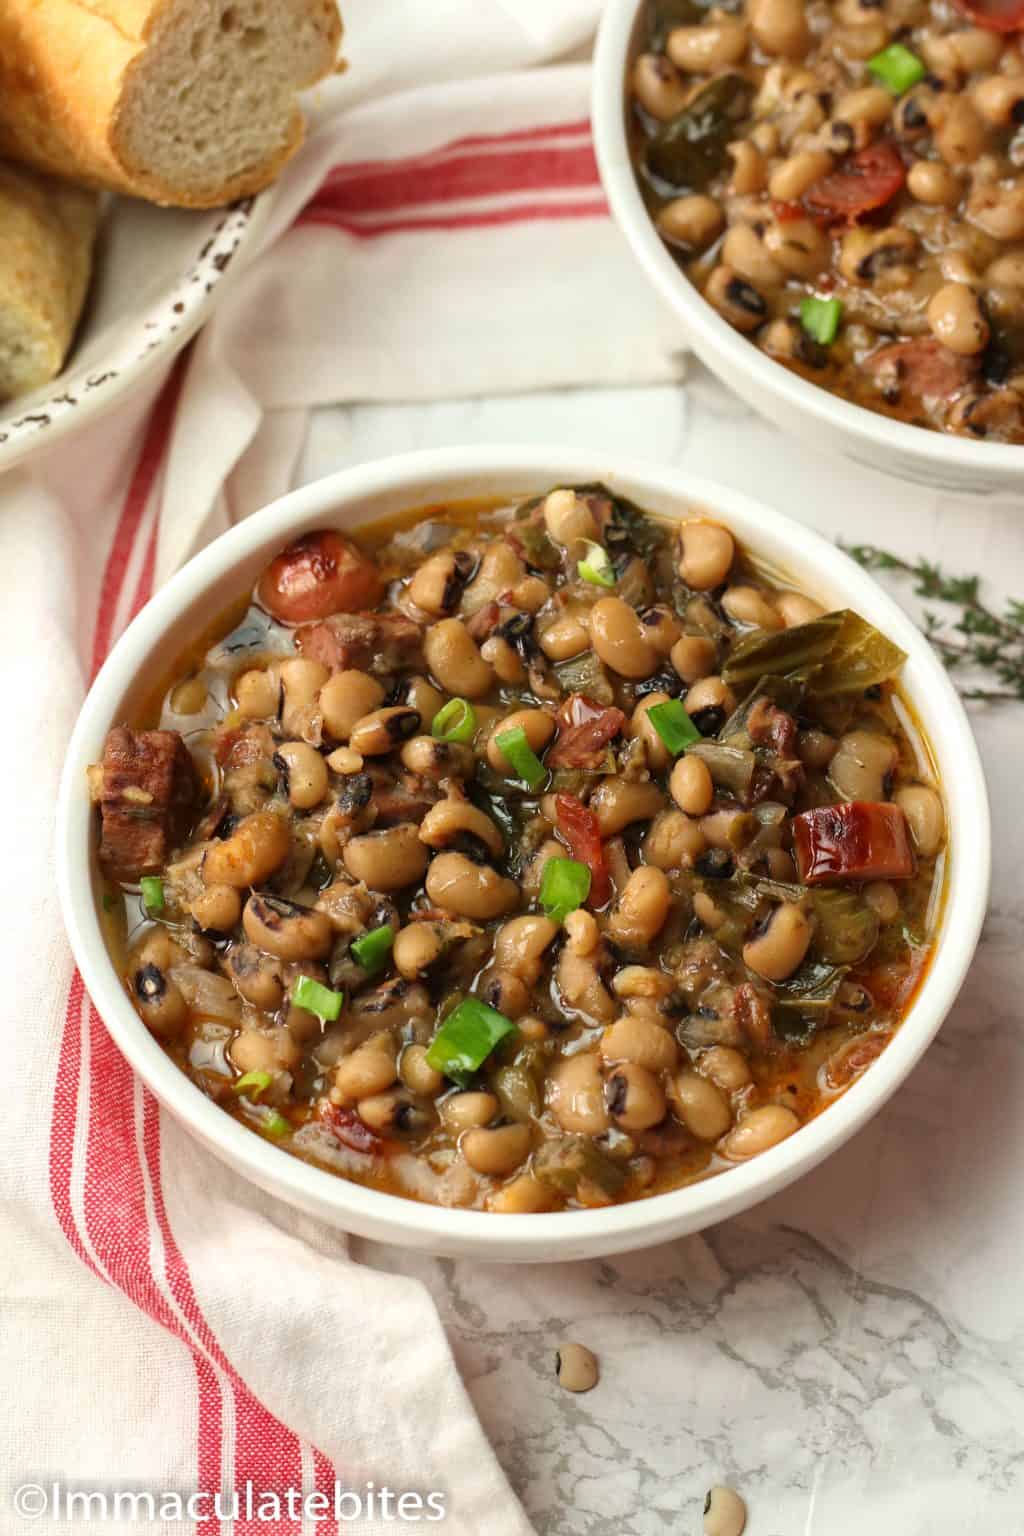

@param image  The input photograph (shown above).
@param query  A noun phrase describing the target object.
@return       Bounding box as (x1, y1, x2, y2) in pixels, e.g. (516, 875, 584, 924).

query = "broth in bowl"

(89, 485, 945, 1213)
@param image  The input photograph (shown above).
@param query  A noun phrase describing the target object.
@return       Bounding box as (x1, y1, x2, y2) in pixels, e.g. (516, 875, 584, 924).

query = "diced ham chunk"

(96, 727, 199, 880)
(792, 801, 914, 884)
(295, 612, 424, 674)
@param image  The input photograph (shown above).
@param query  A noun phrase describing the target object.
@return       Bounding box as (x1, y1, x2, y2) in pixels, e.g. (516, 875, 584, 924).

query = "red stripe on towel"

(302, 195, 609, 237)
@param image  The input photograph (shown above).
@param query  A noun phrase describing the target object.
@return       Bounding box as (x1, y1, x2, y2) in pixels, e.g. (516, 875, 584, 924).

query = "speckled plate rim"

(56, 447, 991, 1262)
(592, 0, 1024, 488)
(0, 192, 275, 473)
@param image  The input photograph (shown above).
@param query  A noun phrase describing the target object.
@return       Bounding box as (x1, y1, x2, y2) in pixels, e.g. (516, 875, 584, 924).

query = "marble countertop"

(303, 368, 1023, 1536)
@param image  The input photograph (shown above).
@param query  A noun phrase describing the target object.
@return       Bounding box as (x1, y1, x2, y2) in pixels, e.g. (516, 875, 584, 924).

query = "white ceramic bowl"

(0, 191, 276, 473)
(592, 0, 1024, 495)
(57, 447, 990, 1261)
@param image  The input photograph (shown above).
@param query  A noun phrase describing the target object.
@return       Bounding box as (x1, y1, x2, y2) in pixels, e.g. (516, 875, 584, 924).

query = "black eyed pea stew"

(630, 0, 1024, 440)
(90, 485, 945, 1213)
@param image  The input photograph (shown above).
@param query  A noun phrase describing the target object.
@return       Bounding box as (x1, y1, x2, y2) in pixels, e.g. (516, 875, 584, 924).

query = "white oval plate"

(0, 190, 276, 472)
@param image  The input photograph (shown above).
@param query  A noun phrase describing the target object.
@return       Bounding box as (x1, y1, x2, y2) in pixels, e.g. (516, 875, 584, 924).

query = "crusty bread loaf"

(0, 0, 342, 209)
(0, 163, 99, 401)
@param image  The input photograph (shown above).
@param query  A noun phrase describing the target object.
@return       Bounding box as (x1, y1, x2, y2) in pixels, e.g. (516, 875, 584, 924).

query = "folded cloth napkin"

(0, 4, 685, 1531)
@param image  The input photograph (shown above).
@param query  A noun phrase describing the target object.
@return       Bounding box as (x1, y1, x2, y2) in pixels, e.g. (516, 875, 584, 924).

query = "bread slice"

(0, 163, 99, 401)
(0, 0, 342, 209)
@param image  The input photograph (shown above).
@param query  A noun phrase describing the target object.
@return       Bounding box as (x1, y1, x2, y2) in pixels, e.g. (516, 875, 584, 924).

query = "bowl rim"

(56, 445, 991, 1254)
(591, 0, 1024, 477)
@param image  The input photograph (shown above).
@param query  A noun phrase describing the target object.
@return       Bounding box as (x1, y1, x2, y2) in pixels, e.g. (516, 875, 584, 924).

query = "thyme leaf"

(841, 542, 1024, 702)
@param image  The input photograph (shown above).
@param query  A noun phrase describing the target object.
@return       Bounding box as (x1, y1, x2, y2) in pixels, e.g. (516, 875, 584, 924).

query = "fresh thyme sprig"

(840, 543, 1024, 703)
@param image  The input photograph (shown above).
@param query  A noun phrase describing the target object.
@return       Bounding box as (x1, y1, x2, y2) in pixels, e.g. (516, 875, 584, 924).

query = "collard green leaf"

(809, 889, 881, 966)
(722, 614, 844, 689)
(805, 610, 907, 697)
(718, 674, 806, 743)
(772, 958, 848, 1011)
(644, 75, 754, 194)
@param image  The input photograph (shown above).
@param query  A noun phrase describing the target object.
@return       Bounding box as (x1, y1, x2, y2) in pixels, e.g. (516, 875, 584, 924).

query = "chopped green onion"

(350, 924, 394, 974)
(425, 997, 517, 1084)
(432, 697, 477, 743)
(140, 876, 164, 914)
(539, 858, 592, 923)
(291, 975, 344, 1020)
(799, 296, 843, 347)
(577, 541, 616, 588)
(868, 42, 925, 94)
(494, 725, 546, 789)
(233, 1070, 272, 1099)
(647, 698, 701, 756)
(262, 1110, 292, 1139)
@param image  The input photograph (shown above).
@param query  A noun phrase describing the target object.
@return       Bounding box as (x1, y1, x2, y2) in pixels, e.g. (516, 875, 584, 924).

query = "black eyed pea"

(234, 667, 280, 720)
(839, 226, 917, 285)
(704, 1485, 747, 1536)
(463, 541, 524, 611)
(639, 605, 681, 656)
(349, 706, 421, 757)
(768, 148, 832, 202)
(694, 890, 727, 931)
(721, 584, 783, 630)
(517, 1014, 550, 1042)
(727, 140, 766, 196)
(342, 825, 430, 892)
(907, 158, 961, 207)
(798, 727, 837, 771)
(606, 866, 672, 948)
(462, 1122, 533, 1177)
(631, 692, 674, 773)
(865, 881, 901, 922)
(510, 575, 550, 613)
(487, 707, 556, 773)
(643, 809, 707, 871)
(678, 520, 735, 591)
(671, 754, 714, 817)
(273, 740, 329, 809)
(589, 778, 666, 837)
(424, 618, 494, 699)
(685, 675, 737, 718)
(666, 17, 749, 71)
(557, 948, 617, 1024)
(749, 0, 809, 57)
(132, 963, 188, 1038)
(190, 882, 242, 932)
(776, 591, 825, 627)
(701, 806, 754, 851)
(223, 943, 285, 1011)
(399, 1042, 445, 1097)
(419, 798, 504, 858)
(705, 266, 768, 333)
(670, 633, 718, 684)
(670, 1070, 733, 1141)
(332, 1033, 398, 1104)
(487, 1173, 556, 1213)
(425, 851, 519, 920)
(742, 901, 812, 982)
(480, 633, 527, 685)
(402, 674, 446, 723)
(632, 51, 688, 119)
(440, 1090, 499, 1135)
(356, 1090, 432, 1136)
(242, 892, 333, 962)
(479, 967, 531, 1019)
(927, 282, 990, 357)
(974, 72, 1024, 126)
(539, 613, 591, 662)
(564, 907, 601, 956)
(721, 224, 783, 289)
(556, 1343, 599, 1394)
(203, 811, 291, 888)
(763, 216, 830, 280)
(894, 784, 944, 857)
(828, 729, 897, 802)
(657, 194, 725, 251)
(400, 734, 476, 780)
(278, 656, 330, 736)
(933, 96, 989, 166)
(325, 746, 364, 774)
(611, 965, 676, 1002)
(407, 548, 478, 616)
(589, 596, 659, 679)
(230, 1026, 301, 1076)
(699, 1045, 752, 1093)
(493, 914, 559, 982)
(720, 1103, 799, 1160)
(542, 488, 598, 546)
(547, 1052, 611, 1134)
(600, 1014, 679, 1073)
(318, 670, 386, 741)
(605, 1062, 667, 1132)
(835, 85, 895, 133)
(169, 676, 208, 715)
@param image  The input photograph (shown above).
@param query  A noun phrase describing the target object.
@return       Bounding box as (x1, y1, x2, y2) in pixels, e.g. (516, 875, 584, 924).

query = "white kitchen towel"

(1, 4, 687, 1534)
